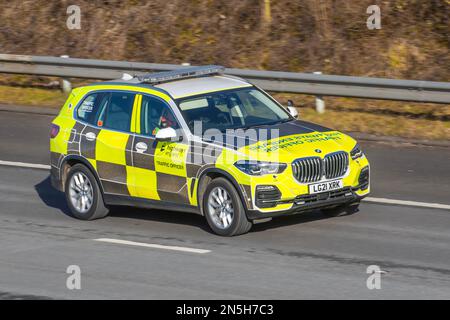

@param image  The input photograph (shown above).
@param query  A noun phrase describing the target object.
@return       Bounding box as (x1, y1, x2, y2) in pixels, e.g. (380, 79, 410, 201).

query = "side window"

(140, 95, 179, 136)
(97, 92, 135, 132)
(76, 92, 109, 125)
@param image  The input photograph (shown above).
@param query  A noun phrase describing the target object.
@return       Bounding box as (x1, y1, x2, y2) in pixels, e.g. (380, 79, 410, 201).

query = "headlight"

(234, 160, 287, 176)
(350, 144, 364, 160)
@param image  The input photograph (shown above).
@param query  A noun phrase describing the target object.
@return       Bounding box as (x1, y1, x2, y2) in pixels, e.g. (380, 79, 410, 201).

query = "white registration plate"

(309, 179, 343, 194)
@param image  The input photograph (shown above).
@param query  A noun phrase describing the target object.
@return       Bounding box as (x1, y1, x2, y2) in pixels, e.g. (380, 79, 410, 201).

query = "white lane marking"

(93, 238, 211, 254)
(0, 160, 50, 170)
(363, 197, 450, 211)
(1, 159, 449, 211)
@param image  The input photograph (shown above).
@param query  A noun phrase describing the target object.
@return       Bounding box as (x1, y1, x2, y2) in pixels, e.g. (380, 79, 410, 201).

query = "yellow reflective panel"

(50, 116, 75, 155)
(130, 95, 141, 133)
(187, 177, 198, 206)
(154, 142, 189, 177)
(88, 159, 97, 171)
(96, 130, 129, 165)
(126, 166, 160, 200)
(237, 131, 355, 163)
(136, 95, 142, 134)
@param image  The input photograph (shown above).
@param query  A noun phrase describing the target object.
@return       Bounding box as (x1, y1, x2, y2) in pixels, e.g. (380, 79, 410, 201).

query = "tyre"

(321, 201, 360, 217)
(202, 177, 252, 236)
(65, 164, 109, 220)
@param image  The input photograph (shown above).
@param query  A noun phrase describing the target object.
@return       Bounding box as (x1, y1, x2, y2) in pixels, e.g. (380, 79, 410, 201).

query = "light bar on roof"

(138, 65, 225, 84)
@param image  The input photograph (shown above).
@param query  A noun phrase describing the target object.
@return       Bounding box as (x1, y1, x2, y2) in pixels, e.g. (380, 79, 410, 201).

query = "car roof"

(89, 74, 252, 100)
(154, 75, 252, 99)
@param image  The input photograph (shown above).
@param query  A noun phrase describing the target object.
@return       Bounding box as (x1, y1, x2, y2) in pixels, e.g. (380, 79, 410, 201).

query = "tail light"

(50, 124, 60, 139)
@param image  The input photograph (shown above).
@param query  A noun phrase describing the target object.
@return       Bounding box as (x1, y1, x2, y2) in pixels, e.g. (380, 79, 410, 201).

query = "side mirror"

(155, 127, 178, 141)
(287, 100, 298, 119)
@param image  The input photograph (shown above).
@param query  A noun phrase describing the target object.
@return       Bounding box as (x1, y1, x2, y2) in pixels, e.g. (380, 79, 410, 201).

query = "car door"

(92, 91, 137, 196)
(131, 94, 190, 204)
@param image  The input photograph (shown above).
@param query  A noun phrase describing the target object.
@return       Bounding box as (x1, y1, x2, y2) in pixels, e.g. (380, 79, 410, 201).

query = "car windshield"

(177, 87, 292, 134)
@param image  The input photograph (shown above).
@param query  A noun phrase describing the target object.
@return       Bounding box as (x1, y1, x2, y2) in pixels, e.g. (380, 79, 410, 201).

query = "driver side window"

(140, 95, 179, 137)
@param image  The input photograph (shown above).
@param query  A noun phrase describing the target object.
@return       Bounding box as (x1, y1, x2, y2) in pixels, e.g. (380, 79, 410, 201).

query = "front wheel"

(65, 164, 109, 220)
(203, 178, 252, 236)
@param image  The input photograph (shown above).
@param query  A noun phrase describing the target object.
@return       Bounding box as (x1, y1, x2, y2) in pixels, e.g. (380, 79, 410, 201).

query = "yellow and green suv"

(50, 66, 370, 236)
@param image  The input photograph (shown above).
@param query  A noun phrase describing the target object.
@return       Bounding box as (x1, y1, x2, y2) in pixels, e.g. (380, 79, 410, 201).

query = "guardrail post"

(313, 71, 325, 113)
(60, 55, 72, 94)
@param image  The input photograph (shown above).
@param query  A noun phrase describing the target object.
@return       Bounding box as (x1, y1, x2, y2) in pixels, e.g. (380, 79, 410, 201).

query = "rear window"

(76, 92, 109, 125)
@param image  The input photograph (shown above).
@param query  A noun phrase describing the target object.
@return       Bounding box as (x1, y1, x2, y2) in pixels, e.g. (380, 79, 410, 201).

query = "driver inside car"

(152, 109, 178, 135)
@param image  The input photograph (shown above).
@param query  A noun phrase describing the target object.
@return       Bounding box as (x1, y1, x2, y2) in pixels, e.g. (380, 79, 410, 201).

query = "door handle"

(135, 142, 148, 153)
(85, 132, 96, 141)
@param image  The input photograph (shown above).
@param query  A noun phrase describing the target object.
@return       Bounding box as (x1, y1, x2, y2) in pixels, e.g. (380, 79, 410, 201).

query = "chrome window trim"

(73, 89, 136, 135)
(72, 89, 190, 142)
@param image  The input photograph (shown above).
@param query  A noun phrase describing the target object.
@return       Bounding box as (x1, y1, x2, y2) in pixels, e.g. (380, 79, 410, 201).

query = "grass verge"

(0, 85, 67, 108)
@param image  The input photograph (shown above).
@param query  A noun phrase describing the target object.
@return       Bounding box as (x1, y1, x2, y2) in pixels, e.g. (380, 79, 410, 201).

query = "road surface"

(0, 110, 449, 299)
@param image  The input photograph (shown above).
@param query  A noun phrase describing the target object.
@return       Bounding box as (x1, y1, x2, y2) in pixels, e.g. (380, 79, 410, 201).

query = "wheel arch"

(196, 167, 249, 215)
(60, 155, 104, 195)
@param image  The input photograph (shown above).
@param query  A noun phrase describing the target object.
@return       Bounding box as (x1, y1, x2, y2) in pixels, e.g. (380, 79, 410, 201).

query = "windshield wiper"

(239, 119, 292, 130)
(280, 118, 295, 123)
(239, 123, 271, 131)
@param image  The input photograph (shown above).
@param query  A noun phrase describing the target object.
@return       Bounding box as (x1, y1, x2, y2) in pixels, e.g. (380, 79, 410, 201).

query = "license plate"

(309, 179, 343, 194)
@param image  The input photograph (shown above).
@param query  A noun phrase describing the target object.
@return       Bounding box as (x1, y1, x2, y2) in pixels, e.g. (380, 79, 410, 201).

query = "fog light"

(255, 185, 281, 208)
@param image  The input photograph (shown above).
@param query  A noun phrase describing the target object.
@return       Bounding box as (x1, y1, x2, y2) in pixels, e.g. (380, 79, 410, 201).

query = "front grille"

(292, 151, 349, 183)
(324, 152, 349, 179)
(292, 157, 323, 183)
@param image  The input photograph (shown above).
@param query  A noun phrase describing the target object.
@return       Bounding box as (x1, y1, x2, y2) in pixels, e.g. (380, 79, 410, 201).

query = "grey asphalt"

(0, 110, 449, 299)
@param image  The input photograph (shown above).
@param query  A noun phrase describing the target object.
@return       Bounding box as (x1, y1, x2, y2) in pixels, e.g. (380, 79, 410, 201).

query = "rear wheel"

(203, 178, 252, 236)
(65, 164, 109, 220)
(321, 201, 360, 217)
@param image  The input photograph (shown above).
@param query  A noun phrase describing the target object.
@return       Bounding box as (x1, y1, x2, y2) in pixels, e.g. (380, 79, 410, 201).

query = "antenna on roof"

(138, 65, 225, 85)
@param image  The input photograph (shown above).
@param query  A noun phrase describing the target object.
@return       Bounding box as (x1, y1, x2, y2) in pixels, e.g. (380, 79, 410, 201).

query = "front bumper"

(245, 161, 370, 220)
(247, 185, 367, 220)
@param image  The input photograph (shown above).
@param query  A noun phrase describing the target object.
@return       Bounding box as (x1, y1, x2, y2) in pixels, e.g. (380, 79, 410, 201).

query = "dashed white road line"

(363, 197, 450, 211)
(93, 238, 211, 254)
(1, 159, 449, 211)
(0, 160, 50, 170)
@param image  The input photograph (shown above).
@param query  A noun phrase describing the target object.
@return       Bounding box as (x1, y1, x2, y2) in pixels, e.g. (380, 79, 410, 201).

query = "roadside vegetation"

(0, 1, 448, 140)
(1, 1, 448, 80)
